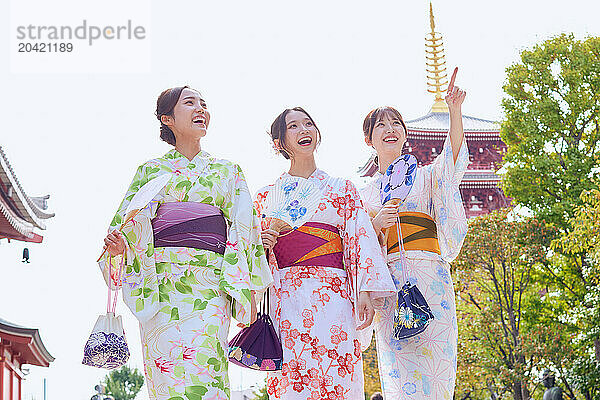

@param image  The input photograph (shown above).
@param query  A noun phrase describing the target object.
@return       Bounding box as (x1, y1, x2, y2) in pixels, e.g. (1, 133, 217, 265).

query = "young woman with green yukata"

(359, 68, 469, 399)
(100, 86, 273, 400)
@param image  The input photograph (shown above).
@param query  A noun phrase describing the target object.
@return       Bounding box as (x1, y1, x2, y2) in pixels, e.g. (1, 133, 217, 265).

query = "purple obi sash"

(273, 222, 344, 269)
(151, 202, 227, 255)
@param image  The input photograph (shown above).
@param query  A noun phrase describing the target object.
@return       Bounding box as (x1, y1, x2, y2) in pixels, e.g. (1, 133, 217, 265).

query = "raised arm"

(446, 67, 467, 164)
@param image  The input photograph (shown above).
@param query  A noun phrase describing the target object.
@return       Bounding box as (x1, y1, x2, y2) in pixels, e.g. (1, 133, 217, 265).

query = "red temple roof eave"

(0, 195, 37, 239)
(0, 230, 43, 243)
(0, 147, 55, 228)
(460, 182, 502, 188)
(405, 112, 501, 132)
(408, 128, 500, 134)
(407, 131, 502, 141)
(0, 335, 53, 367)
(0, 319, 54, 367)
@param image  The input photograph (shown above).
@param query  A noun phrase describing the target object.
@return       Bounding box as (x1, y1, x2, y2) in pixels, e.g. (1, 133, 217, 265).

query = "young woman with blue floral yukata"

(359, 68, 469, 399)
(100, 86, 273, 400)
(254, 107, 396, 400)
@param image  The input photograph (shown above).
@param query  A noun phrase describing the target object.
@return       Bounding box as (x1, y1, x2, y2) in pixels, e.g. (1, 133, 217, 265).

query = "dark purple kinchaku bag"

(228, 290, 283, 371)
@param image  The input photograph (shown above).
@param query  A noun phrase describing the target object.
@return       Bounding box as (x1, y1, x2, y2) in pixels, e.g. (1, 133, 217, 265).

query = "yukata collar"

(367, 170, 384, 188)
(280, 168, 329, 192)
(168, 148, 211, 161)
(280, 168, 327, 183)
(166, 148, 213, 166)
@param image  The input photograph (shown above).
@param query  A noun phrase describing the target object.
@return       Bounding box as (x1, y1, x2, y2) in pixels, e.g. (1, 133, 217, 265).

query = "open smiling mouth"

(298, 137, 312, 146)
(192, 116, 206, 126)
(383, 136, 398, 143)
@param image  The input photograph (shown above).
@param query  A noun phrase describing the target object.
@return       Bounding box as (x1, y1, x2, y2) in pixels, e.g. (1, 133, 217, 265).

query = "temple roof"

(0, 147, 54, 241)
(463, 171, 501, 181)
(406, 112, 500, 134)
(460, 170, 502, 188)
(0, 317, 55, 367)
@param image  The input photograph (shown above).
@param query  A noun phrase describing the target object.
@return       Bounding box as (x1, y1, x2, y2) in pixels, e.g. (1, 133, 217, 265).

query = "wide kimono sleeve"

(430, 135, 469, 262)
(220, 164, 273, 326)
(253, 186, 283, 335)
(341, 180, 396, 348)
(98, 162, 164, 323)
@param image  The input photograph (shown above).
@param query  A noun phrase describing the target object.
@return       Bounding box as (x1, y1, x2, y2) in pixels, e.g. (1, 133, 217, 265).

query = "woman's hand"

(103, 230, 126, 257)
(261, 228, 279, 251)
(370, 294, 386, 311)
(372, 202, 399, 234)
(357, 291, 375, 331)
(445, 67, 466, 113)
(445, 67, 467, 163)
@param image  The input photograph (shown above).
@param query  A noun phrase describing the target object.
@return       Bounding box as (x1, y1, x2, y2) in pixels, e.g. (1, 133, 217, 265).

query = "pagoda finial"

(426, 2, 449, 113)
(429, 2, 435, 32)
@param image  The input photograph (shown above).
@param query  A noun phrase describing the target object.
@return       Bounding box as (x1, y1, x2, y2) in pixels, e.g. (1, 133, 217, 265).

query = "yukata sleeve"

(430, 135, 469, 262)
(221, 164, 273, 326)
(341, 180, 396, 348)
(98, 162, 163, 323)
(253, 186, 283, 335)
(359, 183, 387, 249)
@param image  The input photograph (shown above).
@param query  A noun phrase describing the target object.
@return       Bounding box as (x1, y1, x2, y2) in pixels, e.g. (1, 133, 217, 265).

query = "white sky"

(1, 0, 599, 399)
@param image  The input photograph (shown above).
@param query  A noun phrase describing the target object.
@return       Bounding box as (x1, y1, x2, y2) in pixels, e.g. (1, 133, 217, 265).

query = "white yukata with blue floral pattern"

(360, 136, 468, 400)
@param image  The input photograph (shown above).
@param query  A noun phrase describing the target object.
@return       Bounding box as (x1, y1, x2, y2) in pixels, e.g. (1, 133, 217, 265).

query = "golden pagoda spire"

(426, 2, 449, 113)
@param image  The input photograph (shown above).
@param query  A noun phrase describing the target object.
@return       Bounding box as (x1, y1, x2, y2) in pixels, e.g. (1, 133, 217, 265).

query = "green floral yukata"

(99, 149, 272, 400)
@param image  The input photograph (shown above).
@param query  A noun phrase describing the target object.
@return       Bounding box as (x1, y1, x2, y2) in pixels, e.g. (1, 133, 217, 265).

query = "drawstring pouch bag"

(378, 153, 434, 340)
(228, 290, 283, 371)
(391, 220, 435, 340)
(82, 255, 130, 369)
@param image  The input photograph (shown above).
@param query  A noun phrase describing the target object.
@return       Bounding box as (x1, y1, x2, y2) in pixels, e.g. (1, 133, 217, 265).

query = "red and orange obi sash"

(385, 212, 441, 255)
(273, 222, 344, 269)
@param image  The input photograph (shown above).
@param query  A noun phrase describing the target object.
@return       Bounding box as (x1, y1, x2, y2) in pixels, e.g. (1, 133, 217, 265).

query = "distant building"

(360, 4, 509, 218)
(0, 147, 55, 400)
(0, 318, 54, 400)
(0, 146, 55, 243)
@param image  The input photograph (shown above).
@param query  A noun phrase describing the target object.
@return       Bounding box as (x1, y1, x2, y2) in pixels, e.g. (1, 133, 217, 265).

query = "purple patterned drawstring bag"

(83, 255, 130, 369)
(228, 290, 283, 371)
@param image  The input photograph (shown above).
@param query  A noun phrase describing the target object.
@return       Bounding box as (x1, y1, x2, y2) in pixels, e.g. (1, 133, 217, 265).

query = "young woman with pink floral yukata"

(255, 107, 396, 400)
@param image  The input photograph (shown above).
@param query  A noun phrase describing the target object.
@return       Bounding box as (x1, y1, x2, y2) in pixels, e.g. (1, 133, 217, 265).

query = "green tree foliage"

(455, 33, 600, 399)
(252, 385, 269, 400)
(454, 209, 564, 400)
(500, 34, 600, 231)
(554, 187, 600, 400)
(499, 35, 600, 399)
(362, 338, 382, 399)
(555, 187, 600, 262)
(103, 365, 145, 400)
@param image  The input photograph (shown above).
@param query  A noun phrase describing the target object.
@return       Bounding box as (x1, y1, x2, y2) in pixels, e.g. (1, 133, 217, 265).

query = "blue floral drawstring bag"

(378, 153, 434, 340)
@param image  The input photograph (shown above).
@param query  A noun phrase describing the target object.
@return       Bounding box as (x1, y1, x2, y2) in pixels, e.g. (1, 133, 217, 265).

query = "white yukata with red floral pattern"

(254, 169, 395, 400)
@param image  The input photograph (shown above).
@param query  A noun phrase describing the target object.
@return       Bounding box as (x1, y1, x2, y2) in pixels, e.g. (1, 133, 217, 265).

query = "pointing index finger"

(447, 67, 458, 93)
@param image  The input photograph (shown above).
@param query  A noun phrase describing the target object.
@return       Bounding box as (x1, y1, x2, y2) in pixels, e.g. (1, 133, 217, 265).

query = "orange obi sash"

(385, 212, 440, 255)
